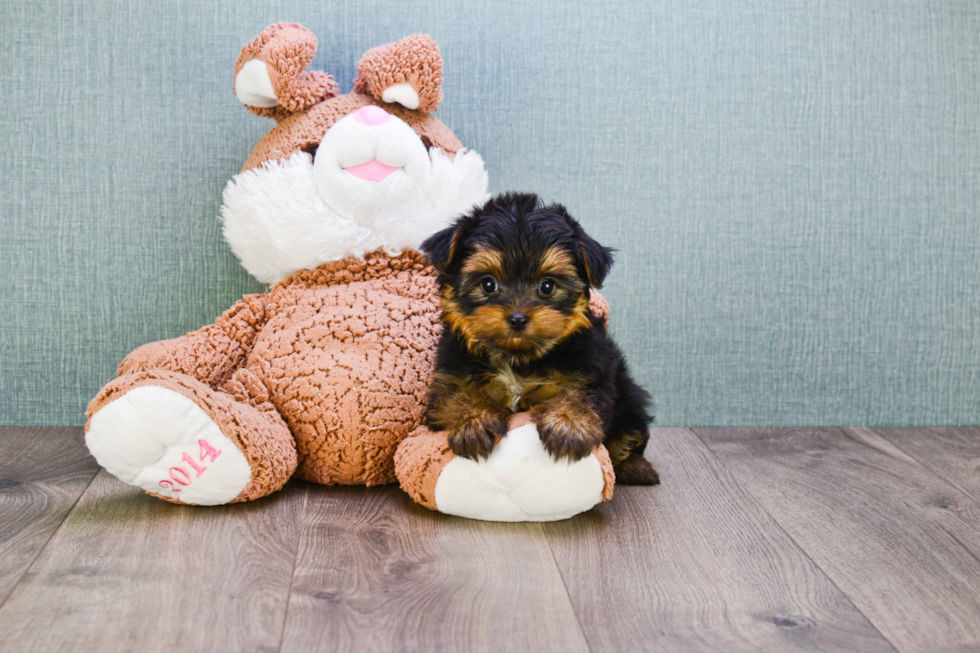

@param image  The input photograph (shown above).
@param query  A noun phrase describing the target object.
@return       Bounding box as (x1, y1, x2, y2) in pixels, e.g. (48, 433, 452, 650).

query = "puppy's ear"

(554, 205, 614, 288)
(576, 232, 614, 289)
(421, 214, 479, 273)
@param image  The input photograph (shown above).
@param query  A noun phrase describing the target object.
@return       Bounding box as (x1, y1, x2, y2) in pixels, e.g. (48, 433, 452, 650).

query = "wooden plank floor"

(696, 427, 980, 653)
(0, 426, 977, 652)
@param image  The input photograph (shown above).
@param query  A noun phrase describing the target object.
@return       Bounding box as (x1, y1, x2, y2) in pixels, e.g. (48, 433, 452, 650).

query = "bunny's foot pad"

(395, 413, 615, 522)
(86, 385, 255, 505)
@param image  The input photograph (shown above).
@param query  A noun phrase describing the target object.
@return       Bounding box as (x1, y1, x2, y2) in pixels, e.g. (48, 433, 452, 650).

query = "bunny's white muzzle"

(219, 110, 489, 285)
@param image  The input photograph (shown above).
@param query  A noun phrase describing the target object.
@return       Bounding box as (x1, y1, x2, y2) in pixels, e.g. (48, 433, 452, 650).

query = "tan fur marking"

(461, 247, 505, 279)
(470, 304, 517, 342)
(537, 247, 577, 278)
(484, 367, 585, 413)
(489, 364, 525, 412)
(520, 372, 584, 407)
(559, 295, 593, 341)
(458, 302, 591, 365)
(440, 288, 482, 355)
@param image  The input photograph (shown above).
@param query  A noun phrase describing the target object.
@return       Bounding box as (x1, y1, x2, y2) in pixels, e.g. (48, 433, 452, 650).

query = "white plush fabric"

(433, 422, 607, 522)
(382, 82, 420, 109)
(220, 111, 489, 285)
(234, 59, 280, 108)
(86, 386, 253, 506)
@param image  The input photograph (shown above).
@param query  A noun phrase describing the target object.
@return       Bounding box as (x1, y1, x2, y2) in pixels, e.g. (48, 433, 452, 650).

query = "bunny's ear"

(234, 23, 338, 120)
(354, 34, 444, 113)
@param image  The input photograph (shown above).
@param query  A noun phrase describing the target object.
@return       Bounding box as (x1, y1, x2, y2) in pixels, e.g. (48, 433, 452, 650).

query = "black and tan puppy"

(420, 193, 659, 485)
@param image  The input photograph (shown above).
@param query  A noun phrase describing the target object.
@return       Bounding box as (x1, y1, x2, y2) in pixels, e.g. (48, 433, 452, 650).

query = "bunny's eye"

(480, 276, 498, 295)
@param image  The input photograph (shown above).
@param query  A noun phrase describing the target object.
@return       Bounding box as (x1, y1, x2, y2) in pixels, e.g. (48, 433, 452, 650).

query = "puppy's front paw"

(447, 413, 507, 460)
(533, 400, 604, 462)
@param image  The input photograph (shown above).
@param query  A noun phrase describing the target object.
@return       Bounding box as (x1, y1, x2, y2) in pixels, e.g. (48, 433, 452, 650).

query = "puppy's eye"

(538, 278, 556, 297)
(480, 276, 498, 295)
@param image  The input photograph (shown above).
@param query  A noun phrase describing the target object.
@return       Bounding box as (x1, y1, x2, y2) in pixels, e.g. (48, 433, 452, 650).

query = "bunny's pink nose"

(353, 105, 390, 126)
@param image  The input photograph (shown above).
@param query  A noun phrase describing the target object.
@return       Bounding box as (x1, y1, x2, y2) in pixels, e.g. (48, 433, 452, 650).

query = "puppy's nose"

(507, 313, 529, 330)
(353, 105, 390, 126)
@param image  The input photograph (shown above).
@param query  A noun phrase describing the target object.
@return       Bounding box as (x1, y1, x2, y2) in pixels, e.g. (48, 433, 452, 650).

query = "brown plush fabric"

(118, 294, 269, 390)
(589, 290, 610, 328)
(86, 370, 297, 504)
(234, 22, 339, 121)
(595, 442, 616, 501)
(242, 92, 463, 172)
(508, 412, 534, 429)
(393, 425, 455, 510)
(354, 34, 444, 113)
(242, 249, 442, 485)
(89, 249, 440, 497)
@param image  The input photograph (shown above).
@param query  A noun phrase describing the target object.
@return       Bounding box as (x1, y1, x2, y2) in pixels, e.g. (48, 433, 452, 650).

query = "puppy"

(420, 193, 659, 485)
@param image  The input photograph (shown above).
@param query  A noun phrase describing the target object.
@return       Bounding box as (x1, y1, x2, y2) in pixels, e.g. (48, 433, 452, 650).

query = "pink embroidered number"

(169, 467, 191, 485)
(199, 438, 222, 463)
(182, 452, 206, 477)
(157, 439, 224, 495)
(158, 480, 181, 493)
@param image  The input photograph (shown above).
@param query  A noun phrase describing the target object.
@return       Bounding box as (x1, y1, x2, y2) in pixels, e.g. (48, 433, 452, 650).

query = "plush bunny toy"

(84, 23, 614, 520)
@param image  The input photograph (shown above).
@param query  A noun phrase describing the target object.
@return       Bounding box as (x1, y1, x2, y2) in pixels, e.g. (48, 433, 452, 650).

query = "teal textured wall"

(1, 0, 978, 427)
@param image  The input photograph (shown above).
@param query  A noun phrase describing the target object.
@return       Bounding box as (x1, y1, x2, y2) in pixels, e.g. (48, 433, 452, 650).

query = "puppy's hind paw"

(614, 453, 661, 486)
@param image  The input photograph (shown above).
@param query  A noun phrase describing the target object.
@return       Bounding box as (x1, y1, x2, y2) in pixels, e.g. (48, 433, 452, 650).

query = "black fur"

(422, 193, 612, 287)
(421, 193, 659, 485)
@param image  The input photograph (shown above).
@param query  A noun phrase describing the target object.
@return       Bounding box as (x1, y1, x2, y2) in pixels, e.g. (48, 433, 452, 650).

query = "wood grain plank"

(0, 427, 99, 607)
(0, 469, 306, 653)
(280, 485, 590, 653)
(697, 427, 980, 653)
(543, 428, 893, 653)
(873, 426, 980, 504)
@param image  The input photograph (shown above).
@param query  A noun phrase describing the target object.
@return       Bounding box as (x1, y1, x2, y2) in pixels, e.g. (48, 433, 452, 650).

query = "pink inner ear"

(343, 160, 399, 182)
